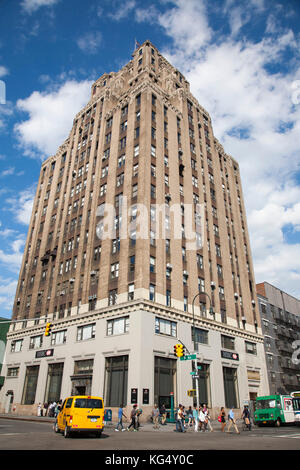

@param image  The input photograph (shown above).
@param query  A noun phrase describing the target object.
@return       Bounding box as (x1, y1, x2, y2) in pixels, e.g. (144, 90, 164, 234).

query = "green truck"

(254, 395, 294, 427)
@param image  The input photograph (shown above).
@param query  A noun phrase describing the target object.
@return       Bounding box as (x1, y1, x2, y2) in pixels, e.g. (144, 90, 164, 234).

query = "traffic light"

(174, 343, 186, 358)
(44, 322, 52, 336)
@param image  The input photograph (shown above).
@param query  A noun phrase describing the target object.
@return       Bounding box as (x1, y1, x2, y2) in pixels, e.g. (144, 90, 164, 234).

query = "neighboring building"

(0, 41, 269, 418)
(0, 318, 10, 391)
(256, 282, 300, 395)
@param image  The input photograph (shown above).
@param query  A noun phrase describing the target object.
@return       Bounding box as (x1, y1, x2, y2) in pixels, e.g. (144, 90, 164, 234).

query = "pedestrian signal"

(187, 389, 196, 397)
(44, 322, 52, 336)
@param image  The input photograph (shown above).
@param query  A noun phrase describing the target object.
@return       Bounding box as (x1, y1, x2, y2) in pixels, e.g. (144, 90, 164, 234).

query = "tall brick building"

(0, 41, 268, 417)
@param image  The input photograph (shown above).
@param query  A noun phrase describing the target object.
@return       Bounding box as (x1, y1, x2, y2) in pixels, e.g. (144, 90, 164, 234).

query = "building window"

(108, 289, 118, 306)
(150, 256, 156, 273)
(51, 330, 67, 346)
(29, 335, 43, 350)
(223, 367, 239, 409)
(132, 184, 138, 198)
(107, 316, 129, 336)
(7, 367, 19, 377)
(100, 184, 107, 197)
(166, 289, 171, 307)
(22, 365, 39, 405)
(155, 317, 177, 337)
(245, 341, 257, 355)
(149, 284, 155, 301)
(105, 356, 128, 407)
(110, 262, 119, 279)
(198, 277, 205, 292)
(129, 255, 135, 272)
(221, 335, 235, 350)
(128, 283, 134, 301)
(77, 323, 96, 341)
(11, 339, 23, 353)
(193, 327, 208, 345)
(154, 356, 176, 409)
(44, 363, 64, 403)
(88, 297, 97, 311)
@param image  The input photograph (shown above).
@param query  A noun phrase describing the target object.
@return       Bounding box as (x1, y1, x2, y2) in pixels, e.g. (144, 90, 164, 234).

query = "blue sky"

(0, 0, 300, 318)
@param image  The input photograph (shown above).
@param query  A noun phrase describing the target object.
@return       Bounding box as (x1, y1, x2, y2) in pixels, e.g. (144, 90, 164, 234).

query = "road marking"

(271, 433, 300, 439)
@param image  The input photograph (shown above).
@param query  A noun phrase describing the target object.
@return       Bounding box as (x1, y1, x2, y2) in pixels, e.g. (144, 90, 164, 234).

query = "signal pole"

(174, 339, 199, 412)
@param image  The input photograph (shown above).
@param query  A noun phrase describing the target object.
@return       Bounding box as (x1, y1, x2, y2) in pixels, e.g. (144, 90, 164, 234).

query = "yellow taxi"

(54, 396, 104, 438)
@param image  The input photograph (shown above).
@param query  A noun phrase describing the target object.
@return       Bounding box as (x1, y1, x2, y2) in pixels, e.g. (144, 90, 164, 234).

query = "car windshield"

(74, 398, 103, 409)
(256, 399, 278, 410)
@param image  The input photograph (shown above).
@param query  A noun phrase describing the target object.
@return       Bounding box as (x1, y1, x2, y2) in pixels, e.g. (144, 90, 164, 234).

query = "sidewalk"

(0, 413, 238, 432)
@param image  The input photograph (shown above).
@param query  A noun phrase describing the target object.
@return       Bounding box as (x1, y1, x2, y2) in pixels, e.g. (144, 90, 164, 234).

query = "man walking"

(115, 404, 127, 431)
(152, 404, 160, 429)
(227, 407, 240, 434)
(127, 404, 138, 431)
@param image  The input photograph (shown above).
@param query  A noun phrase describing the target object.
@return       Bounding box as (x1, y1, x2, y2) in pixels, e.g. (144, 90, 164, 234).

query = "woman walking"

(220, 407, 226, 432)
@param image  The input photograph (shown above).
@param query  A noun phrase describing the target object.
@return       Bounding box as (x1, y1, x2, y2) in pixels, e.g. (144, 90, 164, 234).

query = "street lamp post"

(191, 284, 215, 412)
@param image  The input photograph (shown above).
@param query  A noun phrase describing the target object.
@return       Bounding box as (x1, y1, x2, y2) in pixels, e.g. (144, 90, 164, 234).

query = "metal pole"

(191, 291, 214, 413)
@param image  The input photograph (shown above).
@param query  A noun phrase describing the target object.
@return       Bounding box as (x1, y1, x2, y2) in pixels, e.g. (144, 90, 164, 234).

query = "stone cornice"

(7, 298, 264, 344)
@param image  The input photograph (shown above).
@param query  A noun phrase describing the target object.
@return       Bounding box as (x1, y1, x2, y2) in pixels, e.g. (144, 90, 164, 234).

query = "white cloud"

(5, 187, 35, 226)
(0, 167, 15, 177)
(0, 277, 18, 314)
(158, 0, 212, 52)
(0, 237, 25, 273)
(14, 79, 92, 159)
(0, 66, 9, 78)
(21, 0, 60, 14)
(108, 0, 136, 21)
(77, 32, 102, 54)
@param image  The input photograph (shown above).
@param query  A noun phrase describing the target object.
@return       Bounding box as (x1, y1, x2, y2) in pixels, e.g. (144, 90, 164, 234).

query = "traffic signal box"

(173, 343, 186, 358)
(44, 322, 52, 336)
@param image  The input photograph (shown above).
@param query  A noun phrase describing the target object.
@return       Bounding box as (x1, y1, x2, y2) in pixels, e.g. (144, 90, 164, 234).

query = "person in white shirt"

(198, 407, 207, 432)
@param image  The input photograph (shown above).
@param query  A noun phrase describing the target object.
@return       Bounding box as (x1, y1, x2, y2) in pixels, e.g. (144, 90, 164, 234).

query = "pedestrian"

(227, 407, 240, 434)
(115, 404, 127, 431)
(198, 407, 207, 432)
(127, 404, 138, 431)
(37, 403, 42, 417)
(187, 406, 193, 427)
(136, 407, 142, 430)
(43, 402, 48, 417)
(48, 401, 56, 417)
(175, 404, 181, 432)
(152, 404, 160, 429)
(54, 400, 62, 418)
(178, 405, 186, 432)
(193, 405, 199, 432)
(219, 407, 226, 432)
(242, 405, 251, 431)
(160, 403, 167, 425)
(203, 404, 213, 432)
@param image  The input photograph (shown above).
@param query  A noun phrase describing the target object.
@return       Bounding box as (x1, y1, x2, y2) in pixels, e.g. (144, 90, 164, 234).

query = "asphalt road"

(0, 418, 300, 453)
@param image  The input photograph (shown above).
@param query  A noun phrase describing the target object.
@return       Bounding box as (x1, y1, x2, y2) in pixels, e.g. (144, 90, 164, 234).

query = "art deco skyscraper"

(2, 41, 269, 416)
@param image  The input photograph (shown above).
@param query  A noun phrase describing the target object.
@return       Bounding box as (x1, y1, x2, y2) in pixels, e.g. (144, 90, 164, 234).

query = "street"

(0, 417, 300, 452)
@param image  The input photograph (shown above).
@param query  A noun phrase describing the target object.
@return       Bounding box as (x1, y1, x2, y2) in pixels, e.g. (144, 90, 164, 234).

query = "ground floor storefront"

(0, 300, 269, 420)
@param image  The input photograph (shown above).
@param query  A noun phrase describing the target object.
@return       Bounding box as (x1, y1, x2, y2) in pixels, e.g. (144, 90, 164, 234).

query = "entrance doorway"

(75, 386, 86, 395)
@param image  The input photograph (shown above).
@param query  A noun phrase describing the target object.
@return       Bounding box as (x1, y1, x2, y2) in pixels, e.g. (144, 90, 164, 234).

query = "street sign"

(180, 354, 196, 361)
(190, 373, 199, 378)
